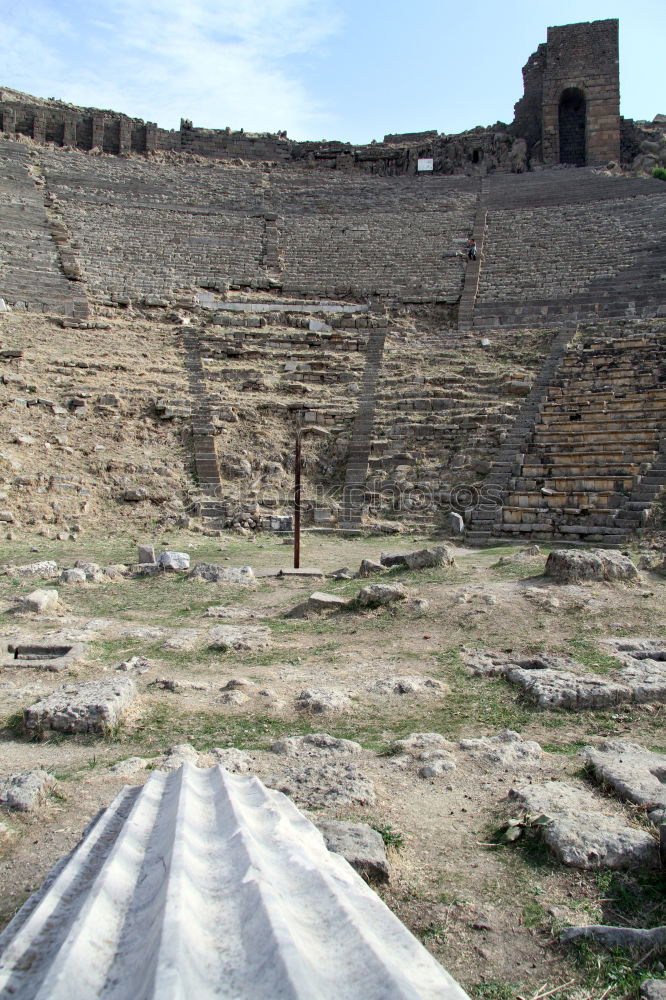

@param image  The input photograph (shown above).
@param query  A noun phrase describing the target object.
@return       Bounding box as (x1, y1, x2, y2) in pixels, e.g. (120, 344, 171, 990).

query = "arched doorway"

(558, 88, 586, 166)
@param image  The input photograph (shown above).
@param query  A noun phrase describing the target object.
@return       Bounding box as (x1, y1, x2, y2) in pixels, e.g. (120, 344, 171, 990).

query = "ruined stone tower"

(514, 19, 621, 167)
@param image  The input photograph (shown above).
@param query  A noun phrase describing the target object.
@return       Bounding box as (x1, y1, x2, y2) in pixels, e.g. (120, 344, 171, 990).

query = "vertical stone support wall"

(92, 115, 104, 149)
(145, 123, 157, 152)
(541, 19, 620, 166)
(63, 119, 76, 146)
(32, 111, 45, 143)
(119, 119, 131, 154)
(1, 107, 16, 134)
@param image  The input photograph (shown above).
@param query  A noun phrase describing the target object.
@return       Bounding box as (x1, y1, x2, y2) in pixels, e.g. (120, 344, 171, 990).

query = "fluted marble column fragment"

(0, 764, 471, 1000)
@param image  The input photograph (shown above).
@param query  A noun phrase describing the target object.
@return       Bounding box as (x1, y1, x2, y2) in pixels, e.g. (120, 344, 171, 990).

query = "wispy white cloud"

(2, 0, 342, 139)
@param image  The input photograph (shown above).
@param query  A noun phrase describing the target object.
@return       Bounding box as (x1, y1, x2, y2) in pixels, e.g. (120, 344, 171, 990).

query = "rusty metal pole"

(294, 431, 301, 569)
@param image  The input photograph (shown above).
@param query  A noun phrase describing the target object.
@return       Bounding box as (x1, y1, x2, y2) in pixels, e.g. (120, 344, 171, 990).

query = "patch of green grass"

(594, 870, 666, 928)
(522, 898, 546, 928)
(371, 823, 405, 851)
(570, 940, 665, 999)
(563, 638, 623, 675)
(540, 741, 588, 754)
(472, 980, 517, 1000)
(2, 711, 24, 739)
(417, 921, 448, 943)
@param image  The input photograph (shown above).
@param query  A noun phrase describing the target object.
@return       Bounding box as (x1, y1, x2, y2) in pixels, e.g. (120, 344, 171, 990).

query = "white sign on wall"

(417, 158, 434, 172)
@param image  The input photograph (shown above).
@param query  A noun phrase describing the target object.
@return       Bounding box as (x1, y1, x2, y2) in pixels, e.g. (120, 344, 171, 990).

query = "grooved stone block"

(0, 765, 470, 999)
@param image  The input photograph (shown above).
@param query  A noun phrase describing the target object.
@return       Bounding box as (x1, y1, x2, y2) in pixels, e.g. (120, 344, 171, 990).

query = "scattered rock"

(505, 665, 631, 711)
(189, 563, 255, 586)
(545, 549, 639, 584)
(600, 638, 666, 703)
(108, 757, 150, 777)
(287, 591, 352, 617)
(458, 730, 543, 766)
(220, 678, 257, 692)
(391, 733, 453, 755)
(219, 690, 250, 706)
(0, 770, 55, 811)
(60, 568, 87, 585)
(160, 744, 200, 770)
(316, 819, 389, 883)
(8, 560, 59, 580)
(509, 781, 659, 869)
(151, 677, 210, 693)
(358, 559, 387, 577)
(449, 512, 465, 537)
(357, 583, 407, 607)
(211, 747, 252, 772)
(138, 545, 156, 565)
(641, 979, 666, 1000)
(328, 567, 356, 580)
(581, 741, 666, 823)
(409, 598, 429, 613)
(368, 676, 446, 696)
(561, 925, 666, 951)
(418, 757, 456, 778)
(271, 762, 376, 808)
(117, 626, 165, 641)
(203, 606, 257, 620)
(24, 677, 137, 736)
(19, 589, 61, 614)
(270, 733, 363, 757)
(161, 629, 202, 652)
(464, 650, 632, 710)
(295, 688, 352, 714)
(116, 656, 152, 674)
(207, 624, 271, 651)
(380, 546, 455, 571)
(157, 551, 190, 572)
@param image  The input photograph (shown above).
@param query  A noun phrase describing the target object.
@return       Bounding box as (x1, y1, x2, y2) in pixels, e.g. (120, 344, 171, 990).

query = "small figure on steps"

(467, 238, 477, 261)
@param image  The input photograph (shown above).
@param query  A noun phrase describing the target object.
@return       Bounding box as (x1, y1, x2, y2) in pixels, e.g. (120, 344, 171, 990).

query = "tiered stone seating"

(270, 171, 477, 300)
(474, 169, 666, 328)
(0, 139, 87, 315)
(41, 149, 265, 299)
(176, 302, 379, 520)
(493, 321, 666, 543)
(40, 148, 477, 304)
(352, 327, 556, 527)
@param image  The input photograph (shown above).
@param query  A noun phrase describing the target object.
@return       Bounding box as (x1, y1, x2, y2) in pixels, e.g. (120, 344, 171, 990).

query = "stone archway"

(558, 88, 586, 165)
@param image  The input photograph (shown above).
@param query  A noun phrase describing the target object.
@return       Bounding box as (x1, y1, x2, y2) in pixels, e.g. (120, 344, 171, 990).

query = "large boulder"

(157, 551, 190, 572)
(189, 563, 255, 586)
(24, 678, 137, 736)
(545, 549, 639, 584)
(380, 546, 455, 571)
(19, 589, 61, 614)
(510, 781, 659, 869)
(357, 583, 407, 607)
(0, 770, 55, 811)
(316, 819, 389, 883)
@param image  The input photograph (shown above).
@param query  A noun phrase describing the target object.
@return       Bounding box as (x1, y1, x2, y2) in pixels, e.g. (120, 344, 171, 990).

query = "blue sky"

(3, 0, 664, 143)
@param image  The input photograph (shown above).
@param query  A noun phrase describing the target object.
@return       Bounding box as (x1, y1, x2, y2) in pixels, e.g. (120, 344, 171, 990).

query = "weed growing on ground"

(371, 823, 405, 851)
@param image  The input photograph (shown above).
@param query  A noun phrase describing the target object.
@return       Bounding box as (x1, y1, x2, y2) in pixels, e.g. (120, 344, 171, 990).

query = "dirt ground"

(1, 529, 665, 1000)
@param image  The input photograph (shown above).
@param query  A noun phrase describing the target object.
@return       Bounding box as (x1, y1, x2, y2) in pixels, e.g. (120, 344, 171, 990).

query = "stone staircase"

(341, 327, 388, 525)
(468, 321, 666, 544)
(181, 328, 225, 519)
(0, 139, 88, 316)
(457, 178, 488, 332)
